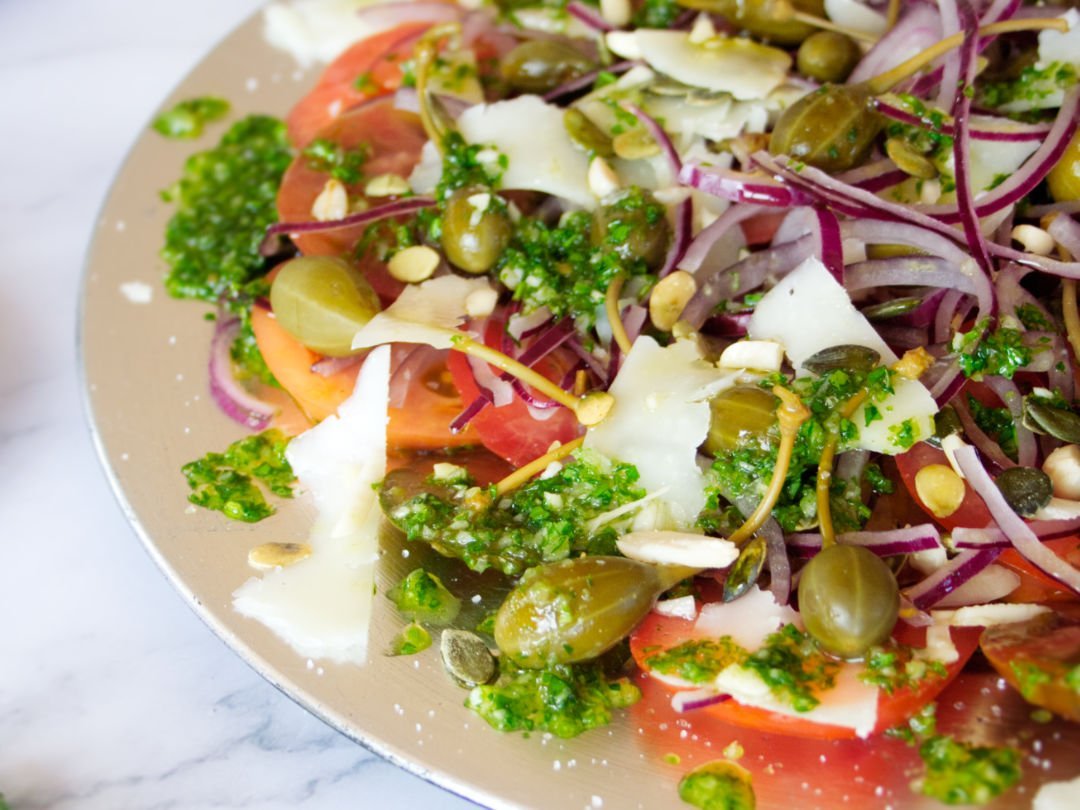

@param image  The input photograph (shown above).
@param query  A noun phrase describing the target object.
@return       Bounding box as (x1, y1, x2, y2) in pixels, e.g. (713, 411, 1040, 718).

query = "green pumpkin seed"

(862, 297, 923, 321)
(440, 629, 496, 688)
(803, 344, 881, 376)
(722, 535, 767, 602)
(1022, 397, 1080, 444)
(995, 466, 1053, 517)
(564, 108, 615, 158)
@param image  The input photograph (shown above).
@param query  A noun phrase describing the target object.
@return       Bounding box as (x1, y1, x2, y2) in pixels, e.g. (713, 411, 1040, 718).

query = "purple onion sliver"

(672, 688, 729, 713)
(787, 524, 942, 558)
(762, 519, 790, 605)
(566, 0, 613, 31)
(953, 515, 1080, 548)
(542, 60, 639, 102)
(266, 197, 436, 236)
(904, 547, 1002, 610)
(658, 197, 692, 278)
(208, 317, 275, 431)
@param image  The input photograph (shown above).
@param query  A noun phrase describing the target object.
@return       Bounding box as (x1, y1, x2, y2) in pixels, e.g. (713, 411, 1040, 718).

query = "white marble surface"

(0, 2, 476, 807)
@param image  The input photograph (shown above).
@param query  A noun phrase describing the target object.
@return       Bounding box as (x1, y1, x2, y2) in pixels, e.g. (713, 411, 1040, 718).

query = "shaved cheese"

(824, 0, 886, 35)
(693, 585, 799, 650)
(584, 337, 737, 525)
(351, 275, 492, 350)
(457, 96, 595, 208)
(920, 623, 960, 665)
(1038, 9, 1080, 67)
(617, 530, 738, 568)
(932, 603, 1051, 627)
(654, 595, 699, 621)
(747, 257, 938, 454)
(1035, 774, 1080, 810)
(263, 0, 393, 66)
(233, 346, 391, 664)
(617, 30, 791, 100)
(714, 658, 880, 738)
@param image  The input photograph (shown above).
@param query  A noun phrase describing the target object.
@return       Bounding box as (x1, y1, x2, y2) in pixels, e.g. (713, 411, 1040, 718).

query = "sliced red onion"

(623, 102, 681, 178)
(949, 11, 994, 276)
(934, 0, 962, 112)
(542, 60, 639, 102)
(954, 394, 1018, 471)
(681, 233, 814, 329)
(507, 307, 553, 341)
(311, 353, 363, 378)
(468, 353, 515, 407)
(845, 257, 986, 298)
(953, 515, 1080, 548)
(566, 336, 610, 385)
(954, 445, 1080, 596)
(265, 197, 436, 237)
(658, 197, 692, 279)
(680, 162, 809, 207)
(874, 99, 1052, 142)
(623, 303, 648, 343)
(786, 524, 943, 558)
(761, 518, 790, 605)
(1047, 213, 1080, 259)
(209, 317, 275, 430)
(933, 564, 1021, 608)
(679, 204, 760, 274)
(815, 205, 844, 283)
(1025, 200, 1080, 219)
(566, 0, 613, 32)
(705, 312, 752, 336)
(898, 595, 934, 627)
(672, 688, 729, 713)
(903, 547, 1002, 610)
(836, 158, 907, 192)
(848, 2, 942, 85)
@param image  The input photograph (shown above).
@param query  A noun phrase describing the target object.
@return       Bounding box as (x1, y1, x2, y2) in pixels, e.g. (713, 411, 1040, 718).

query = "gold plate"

(80, 8, 1080, 808)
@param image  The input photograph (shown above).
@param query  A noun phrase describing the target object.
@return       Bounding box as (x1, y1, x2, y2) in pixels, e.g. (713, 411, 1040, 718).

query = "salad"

(156, 0, 1080, 805)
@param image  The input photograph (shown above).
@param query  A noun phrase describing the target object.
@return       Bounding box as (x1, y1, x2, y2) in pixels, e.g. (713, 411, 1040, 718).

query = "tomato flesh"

(629, 605, 980, 740)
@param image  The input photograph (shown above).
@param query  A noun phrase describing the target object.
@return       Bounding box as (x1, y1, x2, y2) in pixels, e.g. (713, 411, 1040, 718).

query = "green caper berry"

(441, 187, 512, 275)
(796, 31, 863, 83)
(500, 40, 595, 94)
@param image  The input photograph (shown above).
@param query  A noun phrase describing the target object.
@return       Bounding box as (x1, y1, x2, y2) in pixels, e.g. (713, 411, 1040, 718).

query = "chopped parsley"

(181, 429, 294, 522)
(678, 761, 756, 810)
(152, 96, 230, 139)
(980, 62, 1078, 109)
(436, 131, 507, 202)
(1015, 303, 1055, 332)
(302, 137, 369, 185)
(161, 115, 292, 381)
(632, 0, 680, 28)
(644, 638, 746, 684)
(955, 319, 1032, 380)
(967, 394, 1018, 460)
(860, 643, 947, 694)
(387, 568, 461, 626)
(389, 622, 432, 656)
(466, 657, 640, 739)
(382, 451, 646, 575)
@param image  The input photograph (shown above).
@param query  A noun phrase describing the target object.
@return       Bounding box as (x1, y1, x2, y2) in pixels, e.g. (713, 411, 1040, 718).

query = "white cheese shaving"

(584, 337, 737, 525)
(824, 0, 887, 35)
(1034, 773, 1080, 810)
(351, 275, 493, 350)
(747, 257, 938, 454)
(1038, 9, 1080, 67)
(617, 30, 791, 100)
(232, 345, 390, 664)
(264, 0, 418, 67)
(693, 585, 799, 650)
(932, 602, 1051, 627)
(654, 595, 699, 621)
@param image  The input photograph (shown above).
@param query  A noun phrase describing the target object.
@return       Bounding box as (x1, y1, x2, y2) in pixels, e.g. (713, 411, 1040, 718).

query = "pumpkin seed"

(862, 297, 923, 321)
(564, 108, 614, 158)
(995, 466, 1054, 517)
(722, 535, 767, 602)
(440, 629, 496, 687)
(1023, 396, 1080, 444)
(803, 344, 881, 376)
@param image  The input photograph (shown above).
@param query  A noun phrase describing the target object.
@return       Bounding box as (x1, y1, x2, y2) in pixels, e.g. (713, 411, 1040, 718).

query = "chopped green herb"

(152, 96, 230, 139)
(678, 761, 756, 810)
(645, 638, 747, 684)
(955, 319, 1033, 380)
(388, 569, 462, 625)
(436, 131, 507, 201)
(916, 736, 1022, 805)
(384, 451, 645, 575)
(390, 622, 432, 656)
(980, 62, 1078, 109)
(967, 395, 1018, 460)
(181, 429, 294, 522)
(889, 418, 920, 450)
(632, 0, 680, 28)
(466, 657, 640, 739)
(1015, 303, 1055, 332)
(741, 625, 839, 713)
(860, 643, 946, 694)
(302, 137, 369, 185)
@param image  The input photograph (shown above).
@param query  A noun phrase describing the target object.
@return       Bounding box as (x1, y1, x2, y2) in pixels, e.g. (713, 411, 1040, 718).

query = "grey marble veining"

(0, 2, 477, 807)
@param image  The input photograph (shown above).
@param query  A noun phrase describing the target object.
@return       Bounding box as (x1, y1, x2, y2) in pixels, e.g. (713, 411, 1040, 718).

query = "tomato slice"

(276, 96, 428, 301)
(286, 22, 433, 148)
(894, 441, 993, 530)
(445, 321, 582, 467)
(629, 606, 980, 740)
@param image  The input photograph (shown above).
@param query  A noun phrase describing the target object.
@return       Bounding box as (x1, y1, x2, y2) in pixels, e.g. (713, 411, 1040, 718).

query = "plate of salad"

(82, 0, 1080, 806)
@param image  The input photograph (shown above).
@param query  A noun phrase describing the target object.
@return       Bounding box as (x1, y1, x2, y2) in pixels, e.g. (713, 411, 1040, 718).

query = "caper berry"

(494, 556, 679, 668)
(704, 386, 778, 456)
(500, 40, 595, 94)
(441, 187, 512, 275)
(995, 466, 1053, 517)
(796, 31, 862, 83)
(797, 544, 899, 659)
(769, 84, 882, 172)
(591, 189, 671, 270)
(269, 255, 380, 357)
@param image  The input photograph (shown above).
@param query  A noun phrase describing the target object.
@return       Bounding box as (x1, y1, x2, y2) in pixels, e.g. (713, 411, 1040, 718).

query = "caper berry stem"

(415, 23, 462, 152)
(450, 335, 615, 426)
(885, 0, 900, 28)
(492, 437, 585, 499)
(606, 274, 634, 355)
(727, 386, 810, 545)
(789, 10, 877, 43)
(866, 17, 1068, 94)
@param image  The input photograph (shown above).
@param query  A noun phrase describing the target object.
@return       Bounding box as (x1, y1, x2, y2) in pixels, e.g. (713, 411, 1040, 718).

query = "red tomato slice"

(894, 441, 992, 530)
(629, 607, 980, 740)
(445, 321, 582, 467)
(286, 22, 433, 148)
(276, 96, 428, 301)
